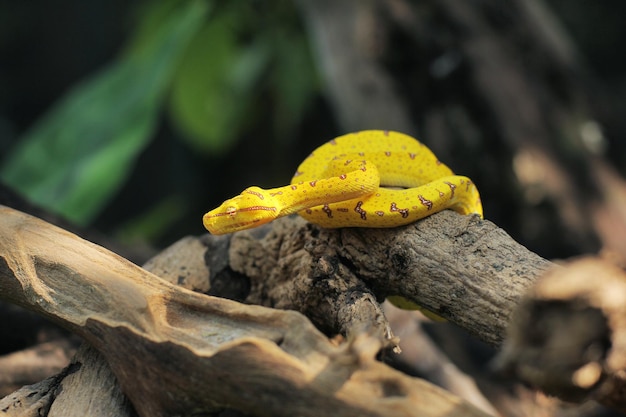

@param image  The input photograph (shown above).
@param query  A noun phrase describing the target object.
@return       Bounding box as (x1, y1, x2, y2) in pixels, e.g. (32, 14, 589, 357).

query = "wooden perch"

(217, 210, 551, 347)
(494, 257, 626, 411)
(0, 205, 492, 417)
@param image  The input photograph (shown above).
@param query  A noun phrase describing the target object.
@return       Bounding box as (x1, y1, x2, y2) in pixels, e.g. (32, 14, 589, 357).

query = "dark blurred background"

(2, 0, 626, 263)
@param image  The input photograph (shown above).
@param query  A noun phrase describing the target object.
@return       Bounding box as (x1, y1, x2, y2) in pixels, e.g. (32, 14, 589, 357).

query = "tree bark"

(224, 210, 550, 347)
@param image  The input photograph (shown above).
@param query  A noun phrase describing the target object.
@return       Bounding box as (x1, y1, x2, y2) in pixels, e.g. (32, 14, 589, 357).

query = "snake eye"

(226, 206, 237, 216)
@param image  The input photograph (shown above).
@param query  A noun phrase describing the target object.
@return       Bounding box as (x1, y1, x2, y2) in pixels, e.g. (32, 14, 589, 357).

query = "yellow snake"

(204, 130, 483, 235)
(203, 130, 483, 319)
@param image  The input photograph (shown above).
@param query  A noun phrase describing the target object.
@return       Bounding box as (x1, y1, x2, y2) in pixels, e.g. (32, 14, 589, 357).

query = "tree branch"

(221, 210, 551, 347)
(0, 205, 489, 417)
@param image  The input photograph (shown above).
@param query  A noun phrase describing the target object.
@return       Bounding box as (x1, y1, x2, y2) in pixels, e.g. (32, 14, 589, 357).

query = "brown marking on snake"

(239, 205, 276, 213)
(408, 153, 416, 160)
(375, 211, 384, 217)
(385, 151, 391, 157)
(291, 185, 298, 191)
(206, 207, 236, 218)
(358, 152, 365, 157)
(390, 202, 409, 218)
(305, 209, 312, 214)
(322, 204, 332, 218)
(438, 190, 444, 197)
(354, 201, 367, 220)
(337, 208, 349, 213)
(245, 189, 264, 200)
(418, 195, 433, 210)
(383, 130, 390, 136)
(309, 180, 317, 187)
(270, 191, 283, 197)
(329, 139, 337, 145)
(293, 171, 302, 177)
(339, 174, 347, 180)
(436, 160, 442, 165)
(444, 181, 456, 198)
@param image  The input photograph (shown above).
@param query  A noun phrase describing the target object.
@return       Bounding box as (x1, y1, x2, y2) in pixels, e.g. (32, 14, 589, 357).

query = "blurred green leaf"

(168, 5, 271, 154)
(0, 0, 208, 225)
(271, 31, 318, 139)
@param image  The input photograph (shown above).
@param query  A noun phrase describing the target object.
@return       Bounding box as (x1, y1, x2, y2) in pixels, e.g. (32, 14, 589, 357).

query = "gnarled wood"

(0, 206, 489, 417)
(495, 257, 626, 411)
(226, 211, 550, 346)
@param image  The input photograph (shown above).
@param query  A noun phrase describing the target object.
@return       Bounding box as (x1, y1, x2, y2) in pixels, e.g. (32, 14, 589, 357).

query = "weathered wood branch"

(0, 205, 489, 417)
(218, 210, 551, 347)
(495, 257, 626, 411)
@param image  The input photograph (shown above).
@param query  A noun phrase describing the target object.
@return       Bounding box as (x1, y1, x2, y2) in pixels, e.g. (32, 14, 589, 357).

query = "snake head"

(203, 186, 279, 235)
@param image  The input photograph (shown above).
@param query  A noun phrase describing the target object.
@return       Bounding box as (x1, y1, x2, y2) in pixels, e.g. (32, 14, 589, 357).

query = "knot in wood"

(389, 246, 411, 273)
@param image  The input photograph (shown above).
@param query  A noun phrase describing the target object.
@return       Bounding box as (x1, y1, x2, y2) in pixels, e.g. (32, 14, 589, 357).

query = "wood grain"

(0, 205, 490, 417)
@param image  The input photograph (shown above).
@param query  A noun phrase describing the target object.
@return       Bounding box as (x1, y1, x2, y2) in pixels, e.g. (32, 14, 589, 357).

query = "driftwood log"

(495, 257, 626, 412)
(0, 203, 552, 416)
(1, 205, 523, 417)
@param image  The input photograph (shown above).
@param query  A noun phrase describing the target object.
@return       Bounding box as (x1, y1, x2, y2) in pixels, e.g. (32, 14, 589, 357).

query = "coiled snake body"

(204, 130, 483, 235)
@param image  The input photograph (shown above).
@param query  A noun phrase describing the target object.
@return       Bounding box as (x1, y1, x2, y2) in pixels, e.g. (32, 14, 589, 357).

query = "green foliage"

(0, 0, 208, 225)
(270, 31, 319, 141)
(1, 1, 318, 235)
(168, 2, 318, 153)
(168, 4, 269, 154)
